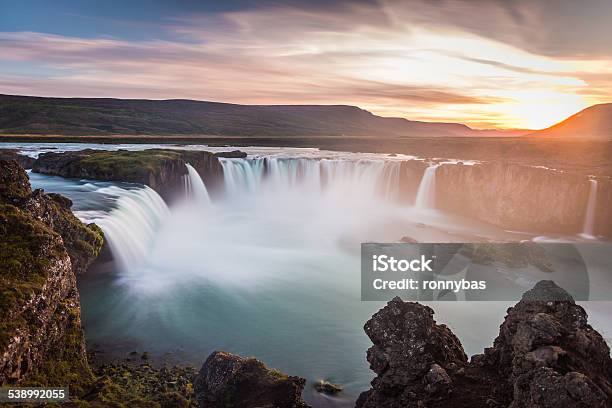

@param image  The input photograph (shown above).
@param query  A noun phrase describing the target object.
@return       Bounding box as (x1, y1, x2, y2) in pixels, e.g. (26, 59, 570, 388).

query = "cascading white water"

(185, 163, 211, 204)
(93, 186, 170, 272)
(221, 158, 266, 194)
(220, 157, 401, 200)
(582, 178, 598, 237)
(415, 164, 439, 209)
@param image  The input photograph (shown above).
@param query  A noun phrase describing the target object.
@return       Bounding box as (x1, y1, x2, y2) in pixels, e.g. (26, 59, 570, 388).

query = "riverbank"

(2, 134, 611, 177)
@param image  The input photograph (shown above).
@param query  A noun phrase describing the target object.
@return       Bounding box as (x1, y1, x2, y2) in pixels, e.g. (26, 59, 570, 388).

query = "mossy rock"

(0, 204, 62, 348)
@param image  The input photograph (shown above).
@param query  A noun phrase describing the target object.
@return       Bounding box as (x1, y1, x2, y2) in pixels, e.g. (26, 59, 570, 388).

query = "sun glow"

(489, 91, 589, 130)
(1, 3, 611, 130)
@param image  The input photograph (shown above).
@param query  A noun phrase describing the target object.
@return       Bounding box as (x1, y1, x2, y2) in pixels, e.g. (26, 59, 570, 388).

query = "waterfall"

(185, 163, 211, 204)
(220, 158, 266, 194)
(220, 157, 401, 200)
(415, 164, 439, 209)
(94, 186, 170, 272)
(582, 179, 598, 237)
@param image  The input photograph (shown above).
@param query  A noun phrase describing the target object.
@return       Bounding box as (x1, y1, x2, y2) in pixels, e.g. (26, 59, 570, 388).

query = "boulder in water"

(314, 379, 343, 395)
(194, 351, 310, 408)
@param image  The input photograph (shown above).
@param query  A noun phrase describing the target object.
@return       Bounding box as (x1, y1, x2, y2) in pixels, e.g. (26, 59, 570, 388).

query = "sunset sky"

(1, 0, 612, 129)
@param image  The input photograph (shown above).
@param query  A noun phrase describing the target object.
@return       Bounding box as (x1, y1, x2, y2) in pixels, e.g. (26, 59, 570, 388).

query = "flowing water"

(9, 143, 609, 407)
(185, 163, 211, 204)
(414, 164, 439, 209)
(582, 179, 598, 238)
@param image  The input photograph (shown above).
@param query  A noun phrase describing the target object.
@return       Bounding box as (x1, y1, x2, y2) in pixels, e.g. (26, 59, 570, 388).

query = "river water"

(5, 142, 610, 407)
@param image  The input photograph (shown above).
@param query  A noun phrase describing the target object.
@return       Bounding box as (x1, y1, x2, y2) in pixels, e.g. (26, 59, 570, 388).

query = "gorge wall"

(399, 160, 612, 238)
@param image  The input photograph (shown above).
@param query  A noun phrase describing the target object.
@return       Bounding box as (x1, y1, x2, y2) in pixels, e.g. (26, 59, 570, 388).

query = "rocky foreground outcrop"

(32, 149, 225, 200)
(194, 351, 310, 408)
(357, 281, 612, 408)
(0, 160, 103, 389)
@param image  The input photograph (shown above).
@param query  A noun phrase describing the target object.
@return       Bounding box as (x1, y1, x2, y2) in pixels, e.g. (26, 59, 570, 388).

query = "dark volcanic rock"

(357, 282, 612, 408)
(356, 297, 467, 408)
(0, 149, 35, 169)
(314, 379, 343, 395)
(482, 280, 612, 407)
(194, 351, 310, 408)
(32, 148, 223, 200)
(215, 150, 247, 158)
(0, 160, 102, 388)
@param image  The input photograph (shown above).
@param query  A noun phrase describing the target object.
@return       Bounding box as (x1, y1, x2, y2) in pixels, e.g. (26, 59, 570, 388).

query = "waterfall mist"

(70, 153, 557, 406)
(96, 156, 529, 291)
(127, 157, 409, 291)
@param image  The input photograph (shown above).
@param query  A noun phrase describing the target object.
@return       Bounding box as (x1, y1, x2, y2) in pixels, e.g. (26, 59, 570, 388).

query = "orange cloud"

(0, 2, 611, 129)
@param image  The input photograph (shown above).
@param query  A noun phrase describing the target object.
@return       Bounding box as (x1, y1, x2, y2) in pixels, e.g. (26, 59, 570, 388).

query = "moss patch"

(0, 204, 63, 348)
(77, 149, 185, 180)
(64, 363, 197, 407)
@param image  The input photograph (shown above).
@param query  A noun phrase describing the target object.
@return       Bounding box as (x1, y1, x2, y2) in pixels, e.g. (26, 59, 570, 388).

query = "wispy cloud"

(1, 1, 611, 129)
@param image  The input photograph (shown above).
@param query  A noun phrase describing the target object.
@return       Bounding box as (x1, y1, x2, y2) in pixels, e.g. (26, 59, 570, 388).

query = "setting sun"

(486, 91, 590, 130)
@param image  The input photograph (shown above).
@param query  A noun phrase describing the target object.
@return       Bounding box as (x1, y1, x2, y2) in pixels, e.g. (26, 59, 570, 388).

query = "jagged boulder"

(1, 160, 103, 274)
(194, 351, 310, 408)
(358, 282, 612, 408)
(481, 280, 612, 407)
(356, 297, 467, 408)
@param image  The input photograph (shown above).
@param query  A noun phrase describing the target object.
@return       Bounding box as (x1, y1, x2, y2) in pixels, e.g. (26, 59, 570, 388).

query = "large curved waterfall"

(220, 157, 401, 200)
(93, 186, 170, 272)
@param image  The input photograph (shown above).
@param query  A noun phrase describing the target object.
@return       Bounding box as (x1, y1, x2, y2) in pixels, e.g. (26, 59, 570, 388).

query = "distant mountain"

(534, 103, 612, 139)
(0, 94, 510, 138)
